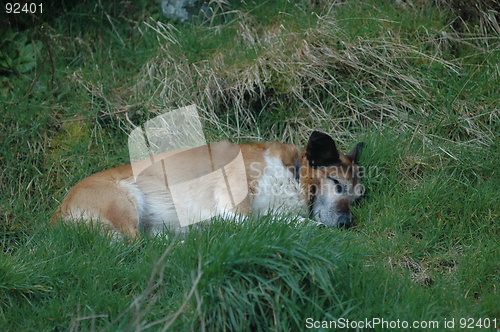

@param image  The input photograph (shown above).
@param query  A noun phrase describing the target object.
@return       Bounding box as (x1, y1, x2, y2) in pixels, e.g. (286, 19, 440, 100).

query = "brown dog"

(52, 131, 364, 237)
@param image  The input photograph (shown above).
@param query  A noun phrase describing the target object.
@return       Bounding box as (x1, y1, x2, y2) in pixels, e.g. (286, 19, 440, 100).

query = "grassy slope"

(1, 0, 499, 330)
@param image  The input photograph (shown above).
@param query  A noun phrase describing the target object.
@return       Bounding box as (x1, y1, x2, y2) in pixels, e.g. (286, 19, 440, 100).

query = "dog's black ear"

(346, 142, 364, 164)
(305, 131, 340, 168)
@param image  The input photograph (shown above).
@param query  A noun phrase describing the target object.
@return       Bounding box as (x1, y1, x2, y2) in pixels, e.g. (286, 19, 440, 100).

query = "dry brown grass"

(64, 1, 498, 150)
(130, 12, 464, 144)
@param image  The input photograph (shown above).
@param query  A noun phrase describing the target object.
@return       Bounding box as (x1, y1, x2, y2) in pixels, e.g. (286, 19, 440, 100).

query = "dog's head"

(300, 131, 364, 228)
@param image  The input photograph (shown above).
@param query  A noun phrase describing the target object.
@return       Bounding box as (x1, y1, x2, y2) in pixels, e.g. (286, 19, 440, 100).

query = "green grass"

(1, 0, 499, 330)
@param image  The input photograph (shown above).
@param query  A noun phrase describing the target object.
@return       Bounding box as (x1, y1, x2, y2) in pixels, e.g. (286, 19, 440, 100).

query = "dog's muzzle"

(316, 212, 352, 228)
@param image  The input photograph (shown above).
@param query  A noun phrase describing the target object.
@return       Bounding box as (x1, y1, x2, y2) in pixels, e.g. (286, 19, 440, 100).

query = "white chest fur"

(251, 154, 307, 217)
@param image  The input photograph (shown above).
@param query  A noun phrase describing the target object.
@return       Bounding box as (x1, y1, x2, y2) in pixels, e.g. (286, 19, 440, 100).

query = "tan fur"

(52, 165, 140, 237)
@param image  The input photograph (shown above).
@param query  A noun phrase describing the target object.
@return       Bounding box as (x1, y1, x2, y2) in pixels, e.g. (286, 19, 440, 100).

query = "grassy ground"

(1, 0, 499, 330)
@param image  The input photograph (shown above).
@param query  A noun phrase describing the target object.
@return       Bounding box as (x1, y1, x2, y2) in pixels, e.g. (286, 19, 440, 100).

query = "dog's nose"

(337, 214, 352, 228)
